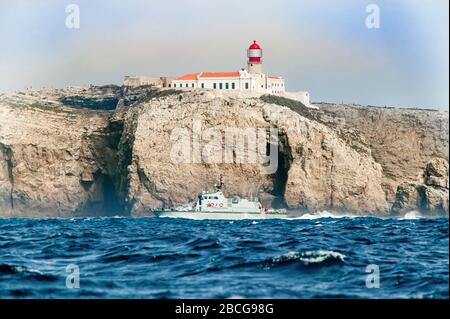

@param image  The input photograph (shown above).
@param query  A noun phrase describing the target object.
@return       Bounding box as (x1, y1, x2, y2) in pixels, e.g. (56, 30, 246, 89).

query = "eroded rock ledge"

(0, 86, 448, 217)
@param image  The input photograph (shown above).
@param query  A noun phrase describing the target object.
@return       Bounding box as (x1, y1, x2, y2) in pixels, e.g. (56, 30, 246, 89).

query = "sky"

(0, 0, 448, 110)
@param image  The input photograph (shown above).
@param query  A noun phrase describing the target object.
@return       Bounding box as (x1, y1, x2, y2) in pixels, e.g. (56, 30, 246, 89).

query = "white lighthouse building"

(170, 40, 286, 95)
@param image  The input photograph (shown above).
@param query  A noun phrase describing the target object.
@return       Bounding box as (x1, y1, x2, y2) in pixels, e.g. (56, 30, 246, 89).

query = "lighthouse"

(167, 40, 299, 98)
(247, 40, 263, 74)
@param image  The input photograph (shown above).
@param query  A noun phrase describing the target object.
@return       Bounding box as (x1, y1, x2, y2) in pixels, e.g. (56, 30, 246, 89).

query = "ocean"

(0, 215, 448, 298)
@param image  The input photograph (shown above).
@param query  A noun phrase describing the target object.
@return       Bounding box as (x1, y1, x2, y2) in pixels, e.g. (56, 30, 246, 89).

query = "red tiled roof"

(199, 72, 240, 78)
(175, 73, 200, 80)
(268, 76, 281, 79)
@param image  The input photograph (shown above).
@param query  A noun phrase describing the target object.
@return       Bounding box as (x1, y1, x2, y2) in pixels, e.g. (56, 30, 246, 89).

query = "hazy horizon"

(0, 0, 448, 110)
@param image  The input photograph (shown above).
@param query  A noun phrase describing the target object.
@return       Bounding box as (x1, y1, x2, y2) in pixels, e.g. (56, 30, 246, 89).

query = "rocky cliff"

(0, 87, 124, 217)
(0, 86, 448, 217)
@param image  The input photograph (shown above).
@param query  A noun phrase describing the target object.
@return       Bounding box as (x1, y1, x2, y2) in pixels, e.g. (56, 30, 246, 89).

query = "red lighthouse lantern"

(247, 40, 262, 63)
(247, 40, 263, 74)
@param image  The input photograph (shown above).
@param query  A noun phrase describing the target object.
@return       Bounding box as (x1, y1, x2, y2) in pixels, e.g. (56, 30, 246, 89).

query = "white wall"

(171, 80, 197, 89)
(197, 78, 240, 90)
(170, 73, 286, 95)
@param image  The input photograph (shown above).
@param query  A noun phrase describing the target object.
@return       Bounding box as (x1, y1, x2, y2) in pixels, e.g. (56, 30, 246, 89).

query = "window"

(245, 83, 249, 89)
(225, 83, 229, 89)
(173, 84, 176, 88)
(168, 84, 171, 88)
(186, 83, 189, 88)
(201, 83, 204, 88)
(231, 83, 235, 89)
(213, 83, 216, 89)
(219, 83, 223, 89)
(192, 83, 194, 88)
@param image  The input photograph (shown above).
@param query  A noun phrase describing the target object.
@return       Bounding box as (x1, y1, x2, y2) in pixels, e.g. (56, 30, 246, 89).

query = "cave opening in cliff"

(79, 171, 125, 216)
(269, 133, 292, 209)
(100, 173, 125, 216)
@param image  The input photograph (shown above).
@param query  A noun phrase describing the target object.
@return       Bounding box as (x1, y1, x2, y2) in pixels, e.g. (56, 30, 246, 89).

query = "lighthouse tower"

(247, 40, 263, 74)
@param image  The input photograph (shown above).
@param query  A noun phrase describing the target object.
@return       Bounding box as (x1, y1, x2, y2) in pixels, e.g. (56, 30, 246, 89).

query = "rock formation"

(0, 86, 448, 217)
(390, 158, 449, 216)
(0, 87, 124, 216)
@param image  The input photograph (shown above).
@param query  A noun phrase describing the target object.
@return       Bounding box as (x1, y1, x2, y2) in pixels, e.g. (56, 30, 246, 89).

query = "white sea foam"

(298, 250, 346, 265)
(400, 211, 423, 220)
(287, 210, 445, 220)
(290, 211, 360, 220)
(7, 265, 44, 276)
(271, 250, 346, 265)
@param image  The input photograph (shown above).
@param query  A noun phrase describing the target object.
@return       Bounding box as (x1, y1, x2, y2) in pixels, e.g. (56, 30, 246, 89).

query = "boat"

(153, 176, 289, 220)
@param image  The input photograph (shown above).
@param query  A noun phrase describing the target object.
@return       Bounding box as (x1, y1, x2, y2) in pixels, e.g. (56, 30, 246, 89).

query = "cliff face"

(0, 87, 125, 217)
(314, 103, 449, 215)
(0, 87, 448, 217)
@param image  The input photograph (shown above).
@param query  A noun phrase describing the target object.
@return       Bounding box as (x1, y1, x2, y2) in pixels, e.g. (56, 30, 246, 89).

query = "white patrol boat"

(153, 176, 288, 220)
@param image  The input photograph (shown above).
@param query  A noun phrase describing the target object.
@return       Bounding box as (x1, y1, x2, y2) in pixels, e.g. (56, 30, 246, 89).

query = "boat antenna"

(255, 182, 261, 201)
(215, 174, 223, 191)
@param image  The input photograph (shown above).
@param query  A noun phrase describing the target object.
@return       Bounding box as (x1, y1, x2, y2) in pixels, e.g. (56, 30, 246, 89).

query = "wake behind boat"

(154, 176, 288, 220)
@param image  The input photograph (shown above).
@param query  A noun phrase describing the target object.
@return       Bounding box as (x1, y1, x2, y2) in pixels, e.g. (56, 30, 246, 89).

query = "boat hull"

(153, 210, 289, 220)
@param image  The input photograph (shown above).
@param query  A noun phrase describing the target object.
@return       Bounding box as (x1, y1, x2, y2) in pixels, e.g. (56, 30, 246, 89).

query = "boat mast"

(215, 174, 224, 191)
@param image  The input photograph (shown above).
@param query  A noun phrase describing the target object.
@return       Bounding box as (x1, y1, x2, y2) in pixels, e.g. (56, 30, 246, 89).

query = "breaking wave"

(293, 211, 360, 219)
(290, 210, 447, 220)
(266, 250, 346, 267)
(400, 211, 424, 220)
(0, 264, 58, 282)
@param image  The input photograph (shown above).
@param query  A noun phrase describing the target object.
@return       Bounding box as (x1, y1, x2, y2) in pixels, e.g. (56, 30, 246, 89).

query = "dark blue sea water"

(0, 216, 448, 298)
